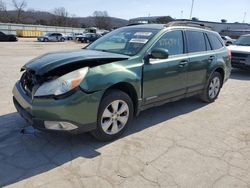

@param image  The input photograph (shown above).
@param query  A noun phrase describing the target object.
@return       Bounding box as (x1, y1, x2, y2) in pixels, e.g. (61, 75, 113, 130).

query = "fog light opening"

(44, 121, 78, 131)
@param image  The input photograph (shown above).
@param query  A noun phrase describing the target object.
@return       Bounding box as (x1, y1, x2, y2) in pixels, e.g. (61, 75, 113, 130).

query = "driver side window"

(152, 30, 184, 56)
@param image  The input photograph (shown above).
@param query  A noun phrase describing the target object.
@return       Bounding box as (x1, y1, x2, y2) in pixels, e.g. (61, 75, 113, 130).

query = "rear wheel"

(200, 72, 222, 103)
(91, 90, 134, 141)
(44, 38, 48, 42)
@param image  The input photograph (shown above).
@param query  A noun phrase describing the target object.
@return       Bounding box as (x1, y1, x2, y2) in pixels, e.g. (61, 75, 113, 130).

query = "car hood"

(228, 45, 250, 54)
(23, 49, 129, 75)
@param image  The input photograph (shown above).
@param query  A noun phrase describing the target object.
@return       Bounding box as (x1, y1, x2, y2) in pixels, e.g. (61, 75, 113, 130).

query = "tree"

(93, 11, 111, 30)
(12, 0, 27, 23)
(192, 17, 199, 21)
(0, 0, 9, 22)
(155, 16, 174, 24)
(51, 7, 69, 26)
(221, 19, 227, 23)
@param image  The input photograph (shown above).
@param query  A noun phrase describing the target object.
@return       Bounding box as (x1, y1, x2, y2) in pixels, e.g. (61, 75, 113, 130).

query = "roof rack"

(166, 21, 212, 30)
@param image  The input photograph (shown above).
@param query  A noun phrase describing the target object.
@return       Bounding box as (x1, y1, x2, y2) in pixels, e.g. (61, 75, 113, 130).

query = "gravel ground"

(0, 38, 250, 188)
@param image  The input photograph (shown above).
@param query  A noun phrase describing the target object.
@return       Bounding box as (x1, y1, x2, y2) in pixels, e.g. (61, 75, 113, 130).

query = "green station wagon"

(13, 22, 231, 141)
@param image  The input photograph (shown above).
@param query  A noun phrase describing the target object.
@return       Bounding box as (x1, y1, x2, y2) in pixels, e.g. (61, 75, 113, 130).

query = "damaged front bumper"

(13, 81, 104, 134)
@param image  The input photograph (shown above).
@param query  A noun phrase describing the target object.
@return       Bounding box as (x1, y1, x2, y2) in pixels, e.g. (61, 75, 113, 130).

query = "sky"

(4, 0, 250, 23)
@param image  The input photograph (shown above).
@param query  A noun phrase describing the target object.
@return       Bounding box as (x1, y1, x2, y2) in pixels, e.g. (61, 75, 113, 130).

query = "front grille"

(231, 52, 249, 58)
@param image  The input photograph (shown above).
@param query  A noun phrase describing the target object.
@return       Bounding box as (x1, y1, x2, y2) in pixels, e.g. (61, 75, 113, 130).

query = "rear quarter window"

(186, 31, 206, 53)
(207, 33, 224, 50)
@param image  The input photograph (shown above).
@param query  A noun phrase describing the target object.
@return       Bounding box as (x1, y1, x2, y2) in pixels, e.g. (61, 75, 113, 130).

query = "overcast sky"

(5, 0, 250, 23)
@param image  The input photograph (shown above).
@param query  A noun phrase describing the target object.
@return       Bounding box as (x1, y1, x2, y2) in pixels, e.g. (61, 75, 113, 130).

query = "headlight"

(34, 67, 89, 97)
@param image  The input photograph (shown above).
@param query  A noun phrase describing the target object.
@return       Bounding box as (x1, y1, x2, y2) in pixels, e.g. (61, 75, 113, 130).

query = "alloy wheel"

(208, 77, 221, 99)
(101, 100, 129, 135)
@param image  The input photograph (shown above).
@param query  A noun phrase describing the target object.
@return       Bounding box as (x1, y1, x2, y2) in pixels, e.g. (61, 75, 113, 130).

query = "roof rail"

(126, 23, 146, 26)
(166, 21, 212, 30)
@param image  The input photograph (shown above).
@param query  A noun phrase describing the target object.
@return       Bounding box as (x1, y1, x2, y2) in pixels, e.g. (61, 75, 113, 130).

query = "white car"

(221, 35, 235, 46)
(227, 34, 250, 70)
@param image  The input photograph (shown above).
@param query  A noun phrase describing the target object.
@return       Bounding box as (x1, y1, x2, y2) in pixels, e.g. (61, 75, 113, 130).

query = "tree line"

(0, 0, 112, 29)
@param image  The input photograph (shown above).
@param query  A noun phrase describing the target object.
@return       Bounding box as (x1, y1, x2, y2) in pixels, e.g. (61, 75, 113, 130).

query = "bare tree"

(155, 16, 174, 24)
(51, 7, 69, 26)
(0, 0, 9, 22)
(12, 0, 27, 23)
(93, 11, 111, 30)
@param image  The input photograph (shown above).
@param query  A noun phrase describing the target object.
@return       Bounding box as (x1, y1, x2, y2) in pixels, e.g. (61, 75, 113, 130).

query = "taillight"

(228, 49, 232, 59)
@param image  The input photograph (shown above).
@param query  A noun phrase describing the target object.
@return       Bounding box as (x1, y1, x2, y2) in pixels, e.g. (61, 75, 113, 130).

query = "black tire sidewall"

(92, 90, 134, 141)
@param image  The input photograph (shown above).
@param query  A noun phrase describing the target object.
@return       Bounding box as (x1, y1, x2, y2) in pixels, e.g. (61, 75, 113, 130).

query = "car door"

(0, 32, 5, 41)
(50, 33, 57, 41)
(143, 30, 189, 104)
(185, 30, 214, 93)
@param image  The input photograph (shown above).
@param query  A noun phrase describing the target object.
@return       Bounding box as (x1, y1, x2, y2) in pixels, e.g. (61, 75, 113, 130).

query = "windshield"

(45, 33, 52, 36)
(235, 36, 250, 46)
(87, 27, 159, 56)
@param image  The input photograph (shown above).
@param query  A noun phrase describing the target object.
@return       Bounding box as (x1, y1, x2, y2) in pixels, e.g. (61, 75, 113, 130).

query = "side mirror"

(150, 48, 169, 59)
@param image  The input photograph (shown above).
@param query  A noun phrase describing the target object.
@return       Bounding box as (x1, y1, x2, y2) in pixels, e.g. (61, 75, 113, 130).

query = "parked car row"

(36, 32, 107, 43)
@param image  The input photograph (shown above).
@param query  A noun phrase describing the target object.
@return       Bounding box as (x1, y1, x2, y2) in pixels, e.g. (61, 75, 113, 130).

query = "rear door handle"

(179, 60, 188, 67)
(208, 56, 215, 62)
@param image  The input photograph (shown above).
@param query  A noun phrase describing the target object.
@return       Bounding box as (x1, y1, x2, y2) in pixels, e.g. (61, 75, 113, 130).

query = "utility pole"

(243, 12, 247, 23)
(190, 0, 195, 20)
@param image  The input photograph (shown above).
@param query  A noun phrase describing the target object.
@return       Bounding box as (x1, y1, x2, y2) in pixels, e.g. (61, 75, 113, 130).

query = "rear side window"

(207, 33, 224, 50)
(186, 31, 206, 53)
(204, 34, 212, 51)
(152, 30, 184, 56)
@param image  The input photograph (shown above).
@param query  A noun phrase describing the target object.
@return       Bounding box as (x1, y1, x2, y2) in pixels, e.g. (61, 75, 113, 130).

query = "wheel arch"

(103, 82, 139, 116)
(208, 66, 225, 87)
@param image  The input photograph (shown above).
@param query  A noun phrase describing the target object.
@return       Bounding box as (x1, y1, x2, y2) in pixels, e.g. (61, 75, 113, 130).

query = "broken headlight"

(34, 67, 89, 97)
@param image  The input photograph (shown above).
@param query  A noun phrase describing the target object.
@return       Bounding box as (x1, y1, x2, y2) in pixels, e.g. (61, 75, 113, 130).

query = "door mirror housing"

(150, 48, 169, 59)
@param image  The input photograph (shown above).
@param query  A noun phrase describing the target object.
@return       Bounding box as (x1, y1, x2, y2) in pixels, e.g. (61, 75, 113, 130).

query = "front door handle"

(179, 60, 188, 67)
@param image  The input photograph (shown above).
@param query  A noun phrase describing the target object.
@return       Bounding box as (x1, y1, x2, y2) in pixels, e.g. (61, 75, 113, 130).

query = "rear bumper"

(12, 81, 104, 134)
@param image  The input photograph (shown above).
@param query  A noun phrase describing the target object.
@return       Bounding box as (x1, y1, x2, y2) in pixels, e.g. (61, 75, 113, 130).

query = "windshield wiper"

(236, 44, 250, 46)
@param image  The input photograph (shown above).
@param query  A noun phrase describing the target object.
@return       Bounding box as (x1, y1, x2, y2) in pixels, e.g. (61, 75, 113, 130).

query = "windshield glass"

(87, 27, 159, 56)
(235, 36, 250, 46)
(45, 33, 51, 36)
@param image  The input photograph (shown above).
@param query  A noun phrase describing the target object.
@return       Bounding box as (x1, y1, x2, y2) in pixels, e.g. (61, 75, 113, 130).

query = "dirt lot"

(0, 39, 250, 188)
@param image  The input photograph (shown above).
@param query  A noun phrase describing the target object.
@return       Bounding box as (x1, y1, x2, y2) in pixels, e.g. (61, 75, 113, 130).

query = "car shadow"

(0, 97, 207, 186)
(230, 68, 250, 80)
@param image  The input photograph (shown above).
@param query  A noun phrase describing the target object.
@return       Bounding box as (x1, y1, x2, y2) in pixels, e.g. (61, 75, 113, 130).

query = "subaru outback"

(13, 22, 231, 141)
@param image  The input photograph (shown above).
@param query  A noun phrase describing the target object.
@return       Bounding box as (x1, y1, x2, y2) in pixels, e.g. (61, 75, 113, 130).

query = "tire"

(200, 72, 222, 103)
(60, 38, 65, 42)
(44, 38, 48, 42)
(91, 89, 134, 141)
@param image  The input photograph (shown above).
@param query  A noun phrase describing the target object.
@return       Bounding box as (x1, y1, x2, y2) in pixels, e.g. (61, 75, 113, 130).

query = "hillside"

(1, 10, 129, 29)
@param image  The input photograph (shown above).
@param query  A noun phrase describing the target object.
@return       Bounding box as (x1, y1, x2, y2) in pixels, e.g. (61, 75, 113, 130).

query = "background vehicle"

(37, 33, 65, 42)
(228, 34, 250, 70)
(221, 35, 235, 46)
(13, 23, 231, 141)
(75, 33, 85, 41)
(0, 31, 18, 42)
(77, 33, 102, 43)
(64, 32, 81, 40)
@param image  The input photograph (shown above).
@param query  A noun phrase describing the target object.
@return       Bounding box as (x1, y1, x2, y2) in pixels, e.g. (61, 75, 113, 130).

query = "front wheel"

(200, 72, 222, 103)
(91, 90, 134, 141)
